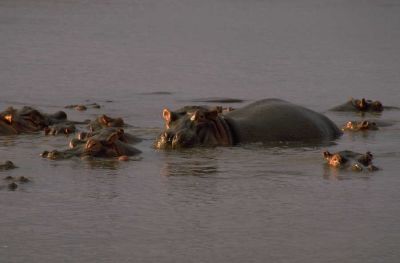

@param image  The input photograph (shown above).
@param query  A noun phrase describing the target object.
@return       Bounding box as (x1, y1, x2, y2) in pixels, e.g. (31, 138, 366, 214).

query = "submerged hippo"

(323, 150, 378, 171)
(65, 102, 101, 111)
(342, 120, 379, 132)
(88, 114, 125, 131)
(42, 127, 140, 160)
(72, 127, 141, 146)
(331, 98, 384, 112)
(0, 106, 74, 135)
(155, 98, 342, 149)
(2, 175, 30, 191)
(44, 123, 77, 136)
(0, 161, 16, 170)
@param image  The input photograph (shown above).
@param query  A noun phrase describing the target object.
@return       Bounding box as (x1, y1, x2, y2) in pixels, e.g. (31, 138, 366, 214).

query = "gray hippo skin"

(323, 150, 378, 171)
(155, 98, 342, 149)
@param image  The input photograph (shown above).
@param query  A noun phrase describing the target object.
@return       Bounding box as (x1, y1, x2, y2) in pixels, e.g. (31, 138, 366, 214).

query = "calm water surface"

(1, 0, 400, 262)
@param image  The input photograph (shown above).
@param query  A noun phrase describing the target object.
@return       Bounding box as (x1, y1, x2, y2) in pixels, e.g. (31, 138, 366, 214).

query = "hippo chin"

(323, 150, 378, 171)
(155, 98, 342, 149)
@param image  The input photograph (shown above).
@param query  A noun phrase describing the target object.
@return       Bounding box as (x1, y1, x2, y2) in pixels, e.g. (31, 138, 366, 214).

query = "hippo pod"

(331, 98, 384, 112)
(155, 98, 342, 149)
(323, 150, 378, 171)
(42, 127, 141, 160)
(0, 106, 74, 135)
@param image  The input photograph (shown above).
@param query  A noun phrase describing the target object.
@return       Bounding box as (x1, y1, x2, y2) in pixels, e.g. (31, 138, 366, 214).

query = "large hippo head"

(0, 106, 68, 134)
(154, 106, 234, 149)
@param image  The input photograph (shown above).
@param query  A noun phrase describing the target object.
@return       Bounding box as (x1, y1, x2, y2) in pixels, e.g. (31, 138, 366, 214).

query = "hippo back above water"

(225, 99, 341, 143)
(155, 98, 342, 149)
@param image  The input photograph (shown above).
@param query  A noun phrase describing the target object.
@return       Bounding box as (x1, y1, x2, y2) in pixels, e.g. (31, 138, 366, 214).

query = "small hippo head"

(353, 98, 383, 112)
(342, 120, 378, 131)
(323, 150, 377, 171)
(154, 106, 233, 149)
(89, 114, 125, 131)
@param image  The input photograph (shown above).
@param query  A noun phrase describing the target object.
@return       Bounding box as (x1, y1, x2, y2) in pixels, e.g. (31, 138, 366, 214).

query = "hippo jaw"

(154, 106, 233, 149)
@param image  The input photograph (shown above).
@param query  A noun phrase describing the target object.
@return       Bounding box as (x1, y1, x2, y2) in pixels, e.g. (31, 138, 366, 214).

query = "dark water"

(1, 0, 400, 262)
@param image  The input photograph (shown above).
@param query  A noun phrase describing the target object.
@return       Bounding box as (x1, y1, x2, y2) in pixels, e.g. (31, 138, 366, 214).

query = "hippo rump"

(155, 98, 342, 149)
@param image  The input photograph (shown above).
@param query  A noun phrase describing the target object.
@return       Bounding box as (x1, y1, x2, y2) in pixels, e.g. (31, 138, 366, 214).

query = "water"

(1, 0, 400, 262)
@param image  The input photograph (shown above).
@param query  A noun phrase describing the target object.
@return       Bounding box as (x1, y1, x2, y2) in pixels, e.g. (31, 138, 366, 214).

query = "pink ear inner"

(162, 109, 171, 127)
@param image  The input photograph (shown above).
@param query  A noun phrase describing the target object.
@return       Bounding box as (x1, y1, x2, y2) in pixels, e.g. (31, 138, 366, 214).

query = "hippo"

(44, 123, 77, 136)
(0, 106, 75, 135)
(331, 98, 384, 112)
(0, 161, 16, 170)
(65, 102, 101, 111)
(72, 127, 141, 146)
(155, 98, 342, 149)
(342, 120, 378, 132)
(88, 114, 125, 131)
(2, 175, 30, 191)
(323, 150, 378, 171)
(42, 127, 141, 160)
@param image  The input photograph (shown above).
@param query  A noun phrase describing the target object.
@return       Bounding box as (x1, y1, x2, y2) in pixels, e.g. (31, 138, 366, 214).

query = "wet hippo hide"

(224, 99, 342, 143)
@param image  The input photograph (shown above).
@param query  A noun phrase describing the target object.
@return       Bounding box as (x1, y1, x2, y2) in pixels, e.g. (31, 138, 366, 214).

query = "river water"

(1, 0, 400, 262)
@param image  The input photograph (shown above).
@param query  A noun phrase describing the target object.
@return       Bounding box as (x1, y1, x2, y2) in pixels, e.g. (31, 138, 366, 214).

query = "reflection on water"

(160, 149, 219, 177)
(322, 165, 373, 181)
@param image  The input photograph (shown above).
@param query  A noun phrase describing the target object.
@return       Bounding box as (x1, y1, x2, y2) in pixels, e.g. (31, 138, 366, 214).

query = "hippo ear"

(360, 98, 367, 108)
(361, 120, 370, 128)
(163, 109, 177, 125)
(162, 109, 171, 122)
(100, 115, 109, 125)
(323, 151, 331, 159)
